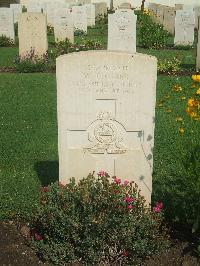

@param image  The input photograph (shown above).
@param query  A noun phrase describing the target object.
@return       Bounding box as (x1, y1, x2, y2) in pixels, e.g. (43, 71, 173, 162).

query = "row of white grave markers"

(148, 3, 199, 46)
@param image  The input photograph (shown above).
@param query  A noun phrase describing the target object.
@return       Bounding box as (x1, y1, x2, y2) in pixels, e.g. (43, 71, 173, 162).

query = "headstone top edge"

(56, 51, 157, 63)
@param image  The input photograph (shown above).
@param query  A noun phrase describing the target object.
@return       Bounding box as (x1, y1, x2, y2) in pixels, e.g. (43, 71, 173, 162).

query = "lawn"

(0, 13, 199, 223)
(0, 72, 199, 219)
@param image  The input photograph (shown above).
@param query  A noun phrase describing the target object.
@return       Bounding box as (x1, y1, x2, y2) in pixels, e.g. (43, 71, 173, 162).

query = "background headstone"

(26, 3, 42, 13)
(93, 2, 107, 18)
(54, 8, 74, 43)
(0, 8, 15, 41)
(10, 3, 22, 23)
(194, 6, 200, 29)
(85, 4, 95, 27)
(56, 51, 157, 204)
(18, 13, 48, 58)
(155, 4, 164, 25)
(163, 6, 175, 35)
(72, 6, 87, 33)
(108, 9, 137, 52)
(174, 10, 195, 46)
(197, 17, 200, 70)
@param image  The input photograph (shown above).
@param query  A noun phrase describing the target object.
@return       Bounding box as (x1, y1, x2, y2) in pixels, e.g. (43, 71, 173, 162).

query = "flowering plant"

(186, 75, 200, 121)
(31, 172, 169, 265)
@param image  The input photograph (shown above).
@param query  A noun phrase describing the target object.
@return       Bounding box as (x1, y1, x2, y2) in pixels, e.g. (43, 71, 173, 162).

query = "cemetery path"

(0, 220, 46, 266)
(0, 220, 199, 266)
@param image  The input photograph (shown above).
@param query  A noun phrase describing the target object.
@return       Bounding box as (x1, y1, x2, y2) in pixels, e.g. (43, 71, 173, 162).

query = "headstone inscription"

(56, 51, 157, 204)
(18, 13, 48, 58)
(174, 10, 195, 46)
(108, 9, 137, 52)
(0, 8, 15, 42)
(54, 8, 74, 43)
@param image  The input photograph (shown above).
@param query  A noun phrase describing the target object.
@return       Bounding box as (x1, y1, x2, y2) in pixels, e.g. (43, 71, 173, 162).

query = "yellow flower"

(187, 98, 195, 107)
(176, 117, 183, 122)
(166, 109, 172, 113)
(191, 84, 196, 88)
(196, 88, 200, 95)
(173, 84, 182, 92)
(192, 75, 200, 83)
(179, 128, 184, 134)
(180, 96, 186, 100)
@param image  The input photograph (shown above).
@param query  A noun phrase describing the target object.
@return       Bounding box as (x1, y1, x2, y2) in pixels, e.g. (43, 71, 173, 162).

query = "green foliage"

(153, 76, 200, 229)
(0, 35, 14, 47)
(14, 23, 18, 37)
(158, 57, 181, 75)
(31, 174, 169, 265)
(137, 11, 168, 49)
(14, 49, 48, 73)
(174, 44, 193, 50)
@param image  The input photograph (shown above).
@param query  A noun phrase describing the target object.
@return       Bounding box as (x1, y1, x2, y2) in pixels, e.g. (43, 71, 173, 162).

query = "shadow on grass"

(34, 161, 58, 186)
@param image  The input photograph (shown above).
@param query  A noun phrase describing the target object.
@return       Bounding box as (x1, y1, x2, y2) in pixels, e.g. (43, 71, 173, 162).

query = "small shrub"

(78, 39, 103, 51)
(30, 173, 169, 265)
(174, 44, 193, 50)
(158, 57, 181, 75)
(14, 49, 48, 73)
(0, 35, 14, 47)
(136, 11, 168, 49)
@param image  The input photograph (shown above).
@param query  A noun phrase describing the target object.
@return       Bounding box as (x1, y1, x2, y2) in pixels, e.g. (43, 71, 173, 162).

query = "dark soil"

(0, 220, 199, 266)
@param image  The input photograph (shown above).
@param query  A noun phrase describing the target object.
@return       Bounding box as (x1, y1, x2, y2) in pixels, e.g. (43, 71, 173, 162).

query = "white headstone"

(85, 4, 95, 27)
(10, 4, 22, 23)
(44, 2, 69, 26)
(18, 13, 48, 58)
(155, 4, 164, 25)
(72, 6, 87, 33)
(0, 8, 15, 42)
(194, 6, 200, 29)
(174, 10, 195, 46)
(56, 51, 157, 204)
(163, 6, 175, 35)
(26, 3, 42, 13)
(54, 8, 74, 43)
(108, 10, 137, 52)
(93, 2, 107, 18)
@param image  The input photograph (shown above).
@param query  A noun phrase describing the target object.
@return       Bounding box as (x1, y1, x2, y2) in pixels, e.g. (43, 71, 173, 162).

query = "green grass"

(0, 73, 57, 219)
(0, 73, 199, 219)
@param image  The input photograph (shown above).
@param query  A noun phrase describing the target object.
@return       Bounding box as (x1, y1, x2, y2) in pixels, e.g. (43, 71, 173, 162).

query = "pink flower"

(123, 250, 129, 257)
(124, 196, 134, 204)
(127, 205, 133, 210)
(34, 233, 43, 241)
(156, 202, 163, 209)
(124, 179, 129, 185)
(114, 177, 121, 184)
(153, 206, 161, 213)
(98, 170, 105, 177)
(41, 186, 49, 193)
